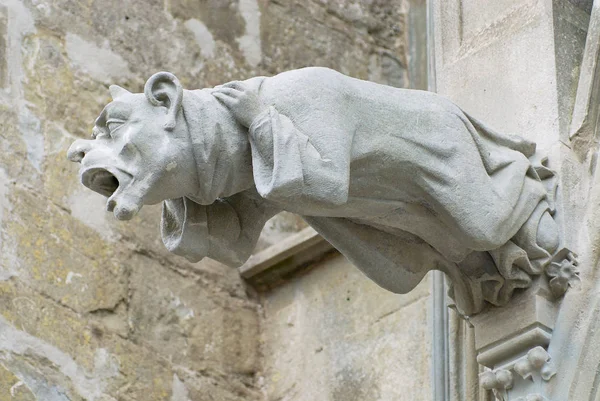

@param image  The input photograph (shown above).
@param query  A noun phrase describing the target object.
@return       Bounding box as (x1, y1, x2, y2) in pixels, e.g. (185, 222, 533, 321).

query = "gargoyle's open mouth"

(81, 167, 129, 197)
(79, 165, 141, 220)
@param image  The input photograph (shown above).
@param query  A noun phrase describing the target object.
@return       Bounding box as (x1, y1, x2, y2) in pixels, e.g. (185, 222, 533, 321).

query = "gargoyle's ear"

(144, 72, 183, 131)
(109, 85, 131, 100)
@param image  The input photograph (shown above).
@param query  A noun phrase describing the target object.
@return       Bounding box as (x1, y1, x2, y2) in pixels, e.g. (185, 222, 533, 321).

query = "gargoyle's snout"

(67, 139, 93, 163)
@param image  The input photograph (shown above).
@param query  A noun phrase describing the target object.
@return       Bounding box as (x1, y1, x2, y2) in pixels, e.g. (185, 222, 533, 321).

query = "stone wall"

(259, 255, 432, 401)
(0, 0, 420, 399)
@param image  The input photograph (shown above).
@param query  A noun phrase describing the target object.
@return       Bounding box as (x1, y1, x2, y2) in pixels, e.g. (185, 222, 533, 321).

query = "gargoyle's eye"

(106, 119, 125, 134)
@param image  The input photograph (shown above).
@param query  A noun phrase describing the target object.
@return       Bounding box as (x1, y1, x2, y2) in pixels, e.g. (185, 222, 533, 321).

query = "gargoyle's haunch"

(67, 67, 577, 315)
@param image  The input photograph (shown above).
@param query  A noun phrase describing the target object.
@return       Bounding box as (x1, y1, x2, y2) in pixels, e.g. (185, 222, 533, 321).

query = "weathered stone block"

(260, 254, 432, 401)
(0, 278, 206, 400)
(128, 253, 260, 374)
(3, 186, 127, 314)
(260, 1, 372, 77)
(0, 365, 36, 401)
(167, 0, 246, 49)
(0, 107, 40, 187)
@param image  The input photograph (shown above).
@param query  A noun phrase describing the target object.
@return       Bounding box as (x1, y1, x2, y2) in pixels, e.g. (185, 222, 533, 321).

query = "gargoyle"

(67, 67, 576, 314)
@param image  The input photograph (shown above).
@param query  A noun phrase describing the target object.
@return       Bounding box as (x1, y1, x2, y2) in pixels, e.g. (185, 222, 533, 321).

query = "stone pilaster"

(431, 0, 594, 399)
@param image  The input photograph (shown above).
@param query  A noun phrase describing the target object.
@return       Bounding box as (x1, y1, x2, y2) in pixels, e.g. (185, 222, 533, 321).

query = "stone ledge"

(239, 227, 336, 291)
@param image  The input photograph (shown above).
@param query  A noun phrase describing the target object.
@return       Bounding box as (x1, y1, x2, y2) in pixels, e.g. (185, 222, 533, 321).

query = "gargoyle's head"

(67, 72, 198, 220)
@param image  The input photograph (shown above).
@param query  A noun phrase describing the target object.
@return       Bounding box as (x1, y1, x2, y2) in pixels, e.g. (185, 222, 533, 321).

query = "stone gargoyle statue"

(67, 67, 578, 315)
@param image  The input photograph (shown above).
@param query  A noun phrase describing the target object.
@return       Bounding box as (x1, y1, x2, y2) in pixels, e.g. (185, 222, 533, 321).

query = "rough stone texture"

(0, 0, 414, 400)
(260, 254, 432, 401)
(260, 0, 409, 86)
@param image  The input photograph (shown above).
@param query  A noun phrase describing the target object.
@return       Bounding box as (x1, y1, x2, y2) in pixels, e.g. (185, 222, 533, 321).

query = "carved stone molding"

(480, 369, 513, 401)
(238, 227, 335, 290)
(514, 396, 548, 401)
(480, 347, 556, 401)
(513, 347, 556, 382)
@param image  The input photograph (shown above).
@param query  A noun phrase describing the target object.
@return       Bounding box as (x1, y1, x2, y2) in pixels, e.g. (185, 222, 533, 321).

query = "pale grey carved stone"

(570, 0, 600, 142)
(514, 395, 548, 401)
(480, 346, 556, 401)
(67, 67, 577, 315)
(480, 369, 513, 401)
